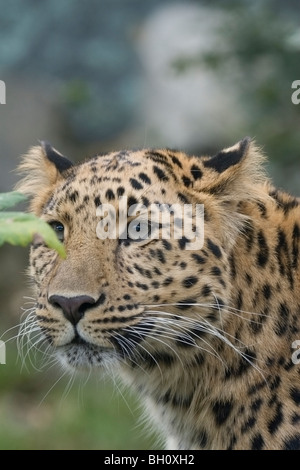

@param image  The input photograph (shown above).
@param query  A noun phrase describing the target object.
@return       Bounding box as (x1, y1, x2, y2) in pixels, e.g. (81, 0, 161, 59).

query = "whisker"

(126, 324, 185, 369)
(60, 370, 77, 405)
(142, 308, 265, 379)
(109, 370, 136, 418)
(143, 301, 270, 321)
(113, 331, 155, 377)
(38, 368, 70, 407)
(136, 317, 226, 366)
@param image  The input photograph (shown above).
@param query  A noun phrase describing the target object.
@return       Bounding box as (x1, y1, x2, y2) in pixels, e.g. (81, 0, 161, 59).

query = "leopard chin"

(56, 341, 120, 370)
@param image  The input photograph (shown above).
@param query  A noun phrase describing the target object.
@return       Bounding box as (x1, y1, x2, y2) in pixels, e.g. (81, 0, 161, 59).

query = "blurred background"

(0, 0, 299, 449)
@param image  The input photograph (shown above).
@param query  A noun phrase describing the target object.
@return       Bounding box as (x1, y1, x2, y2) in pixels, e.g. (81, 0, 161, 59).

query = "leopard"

(16, 137, 300, 450)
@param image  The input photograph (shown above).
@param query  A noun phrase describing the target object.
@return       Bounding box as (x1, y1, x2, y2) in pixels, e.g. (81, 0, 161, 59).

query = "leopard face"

(17, 138, 300, 450)
(20, 140, 248, 371)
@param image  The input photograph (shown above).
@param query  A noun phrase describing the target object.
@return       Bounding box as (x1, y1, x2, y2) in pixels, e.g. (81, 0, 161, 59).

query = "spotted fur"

(16, 138, 300, 450)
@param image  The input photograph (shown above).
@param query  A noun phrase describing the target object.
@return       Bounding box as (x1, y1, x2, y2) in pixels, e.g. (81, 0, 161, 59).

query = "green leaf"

(0, 191, 27, 210)
(0, 212, 66, 258)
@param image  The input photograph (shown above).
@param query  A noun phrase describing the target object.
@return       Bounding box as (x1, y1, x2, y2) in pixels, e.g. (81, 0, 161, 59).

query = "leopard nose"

(49, 295, 96, 326)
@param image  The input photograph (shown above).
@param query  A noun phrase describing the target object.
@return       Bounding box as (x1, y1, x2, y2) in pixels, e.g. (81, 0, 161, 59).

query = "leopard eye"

(49, 221, 65, 242)
(127, 219, 151, 241)
(119, 219, 152, 246)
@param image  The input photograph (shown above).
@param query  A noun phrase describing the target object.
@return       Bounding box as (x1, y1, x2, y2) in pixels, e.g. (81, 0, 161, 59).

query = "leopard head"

(16, 138, 266, 374)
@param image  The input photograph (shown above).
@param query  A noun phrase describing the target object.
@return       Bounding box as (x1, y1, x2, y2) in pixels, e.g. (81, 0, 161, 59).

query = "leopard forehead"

(39, 150, 206, 247)
(43, 149, 185, 215)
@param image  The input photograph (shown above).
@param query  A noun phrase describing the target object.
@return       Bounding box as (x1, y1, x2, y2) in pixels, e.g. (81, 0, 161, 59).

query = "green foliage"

(0, 191, 66, 258)
(0, 192, 27, 211)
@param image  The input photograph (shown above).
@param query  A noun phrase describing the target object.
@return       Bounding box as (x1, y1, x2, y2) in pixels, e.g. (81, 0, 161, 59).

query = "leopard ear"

(15, 141, 73, 213)
(196, 137, 267, 203)
(39, 141, 73, 173)
(195, 137, 269, 247)
(203, 137, 251, 174)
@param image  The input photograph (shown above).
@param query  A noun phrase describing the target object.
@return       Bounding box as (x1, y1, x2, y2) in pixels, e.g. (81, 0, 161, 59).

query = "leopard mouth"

(56, 318, 156, 369)
(70, 333, 90, 345)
